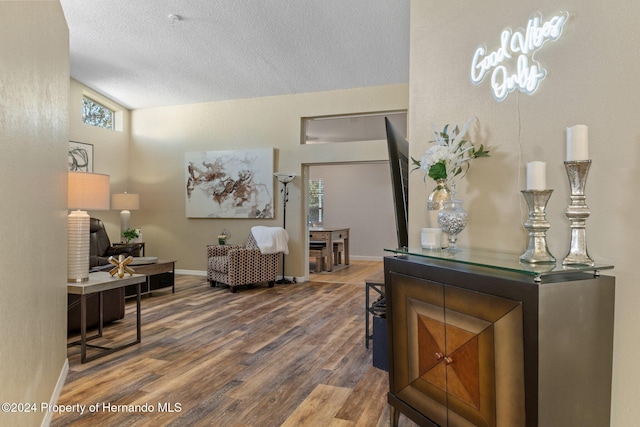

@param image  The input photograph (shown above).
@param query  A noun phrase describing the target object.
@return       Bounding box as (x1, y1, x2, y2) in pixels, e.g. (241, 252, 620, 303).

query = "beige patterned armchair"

(207, 233, 280, 292)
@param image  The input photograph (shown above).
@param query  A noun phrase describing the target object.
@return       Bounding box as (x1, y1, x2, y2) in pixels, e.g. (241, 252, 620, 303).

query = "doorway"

(304, 162, 397, 277)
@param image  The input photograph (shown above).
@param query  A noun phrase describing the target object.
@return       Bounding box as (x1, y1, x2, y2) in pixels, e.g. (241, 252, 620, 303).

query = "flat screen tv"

(385, 117, 409, 248)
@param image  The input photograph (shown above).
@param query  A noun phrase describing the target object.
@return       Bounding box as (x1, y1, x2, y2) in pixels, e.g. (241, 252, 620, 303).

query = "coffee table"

(125, 259, 176, 297)
(67, 272, 146, 363)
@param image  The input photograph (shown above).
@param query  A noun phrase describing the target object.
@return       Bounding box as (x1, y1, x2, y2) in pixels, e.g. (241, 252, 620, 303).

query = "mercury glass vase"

(437, 199, 468, 252)
(427, 179, 451, 227)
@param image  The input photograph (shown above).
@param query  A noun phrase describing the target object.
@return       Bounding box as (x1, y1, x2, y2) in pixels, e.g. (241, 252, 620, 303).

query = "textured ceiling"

(60, 0, 410, 110)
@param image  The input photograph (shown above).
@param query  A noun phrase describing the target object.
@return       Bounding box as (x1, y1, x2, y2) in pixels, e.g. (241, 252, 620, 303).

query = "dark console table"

(125, 259, 176, 298)
(383, 247, 614, 427)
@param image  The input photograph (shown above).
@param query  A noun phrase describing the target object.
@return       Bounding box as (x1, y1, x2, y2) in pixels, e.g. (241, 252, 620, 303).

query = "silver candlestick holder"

(563, 160, 594, 266)
(520, 189, 556, 264)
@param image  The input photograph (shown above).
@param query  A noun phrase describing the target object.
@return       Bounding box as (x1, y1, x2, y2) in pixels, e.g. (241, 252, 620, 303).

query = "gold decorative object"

(108, 254, 135, 278)
(427, 179, 451, 228)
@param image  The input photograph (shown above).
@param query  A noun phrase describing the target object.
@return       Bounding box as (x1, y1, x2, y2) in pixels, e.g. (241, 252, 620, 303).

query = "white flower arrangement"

(412, 116, 489, 185)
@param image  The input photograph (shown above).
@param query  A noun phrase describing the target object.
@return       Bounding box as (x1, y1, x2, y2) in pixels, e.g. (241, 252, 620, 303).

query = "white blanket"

(251, 226, 289, 255)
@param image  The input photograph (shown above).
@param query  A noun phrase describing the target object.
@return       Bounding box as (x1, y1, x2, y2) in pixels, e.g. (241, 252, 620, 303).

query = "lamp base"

(68, 210, 90, 283)
(120, 210, 131, 240)
(276, 277, 297, 284)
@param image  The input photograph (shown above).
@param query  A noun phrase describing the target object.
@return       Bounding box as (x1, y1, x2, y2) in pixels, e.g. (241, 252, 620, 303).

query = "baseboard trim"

(349, 255, 384, 261)
(41, 358, 69, 427)
(175, 269, 206, 276)
(176, 259, 383, 281)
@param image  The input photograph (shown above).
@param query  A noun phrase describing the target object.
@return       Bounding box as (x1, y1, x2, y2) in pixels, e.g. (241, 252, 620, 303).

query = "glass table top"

(384, 247, 614, 280)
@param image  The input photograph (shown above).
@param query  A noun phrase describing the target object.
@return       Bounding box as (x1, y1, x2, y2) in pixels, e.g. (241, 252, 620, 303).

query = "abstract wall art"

(68, 141, 93, 172)
(185, 148, 274, 218)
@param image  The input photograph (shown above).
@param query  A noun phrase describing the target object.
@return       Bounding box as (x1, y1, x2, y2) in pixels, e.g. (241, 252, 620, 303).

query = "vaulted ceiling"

(60, 0, 410, 110)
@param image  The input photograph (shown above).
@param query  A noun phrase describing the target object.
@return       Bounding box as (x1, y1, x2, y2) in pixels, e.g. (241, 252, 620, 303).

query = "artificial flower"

(412, 117, 489, 184)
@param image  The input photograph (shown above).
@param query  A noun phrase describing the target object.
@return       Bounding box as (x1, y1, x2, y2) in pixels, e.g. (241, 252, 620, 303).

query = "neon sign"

(470, 11, 568, 102)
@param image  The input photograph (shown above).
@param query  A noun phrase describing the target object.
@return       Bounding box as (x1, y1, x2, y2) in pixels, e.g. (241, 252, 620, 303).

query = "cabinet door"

(389, 273, 448, 425)
(388, 272, 525, 427)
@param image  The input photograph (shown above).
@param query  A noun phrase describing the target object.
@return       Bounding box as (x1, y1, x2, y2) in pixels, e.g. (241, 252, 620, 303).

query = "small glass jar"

(437, 199, 467, 252)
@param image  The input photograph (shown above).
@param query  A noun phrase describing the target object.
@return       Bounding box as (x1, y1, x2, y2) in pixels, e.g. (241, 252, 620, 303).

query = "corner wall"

(409, 1, 639, 424)
(129, 84, 408, 278)
(69, 79, 132, 239)
(0, 2, 69, 426)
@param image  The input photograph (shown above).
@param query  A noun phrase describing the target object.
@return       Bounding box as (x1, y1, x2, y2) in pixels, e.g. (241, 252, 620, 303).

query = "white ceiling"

(60, 0, 410, 110)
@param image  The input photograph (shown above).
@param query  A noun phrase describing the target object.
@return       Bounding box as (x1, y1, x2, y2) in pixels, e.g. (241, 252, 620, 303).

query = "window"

(82, 96, 114, 129)
(308, 179, 324, 226)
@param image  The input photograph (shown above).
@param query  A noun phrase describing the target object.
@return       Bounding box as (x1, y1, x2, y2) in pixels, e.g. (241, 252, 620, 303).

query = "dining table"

(309, 227, 350, 272)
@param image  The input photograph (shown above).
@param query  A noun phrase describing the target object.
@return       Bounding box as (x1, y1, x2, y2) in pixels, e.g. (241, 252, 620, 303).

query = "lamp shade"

(274, 172, 297, 184)
(112, 193, 140, 210)
(68, 172, 110, 210)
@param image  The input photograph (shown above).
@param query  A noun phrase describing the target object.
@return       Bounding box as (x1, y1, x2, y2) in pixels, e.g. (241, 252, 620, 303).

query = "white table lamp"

(111, 192, 140, 237)
(68, 172, 110, 282)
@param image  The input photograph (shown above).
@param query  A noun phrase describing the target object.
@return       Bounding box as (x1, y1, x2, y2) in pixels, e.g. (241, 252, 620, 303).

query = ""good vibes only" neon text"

(470, 11, 568, 102)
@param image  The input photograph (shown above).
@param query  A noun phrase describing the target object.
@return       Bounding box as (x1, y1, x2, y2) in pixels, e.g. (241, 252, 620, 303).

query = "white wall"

(409, 2, 639, 424)
(309, 163, 397, 259)
(129, 84, 408, 279)
(0, 2, 69, 426)
(69, 79, 132, 239)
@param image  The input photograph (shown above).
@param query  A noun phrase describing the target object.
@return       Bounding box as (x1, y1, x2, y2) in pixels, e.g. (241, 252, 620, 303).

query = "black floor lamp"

(274, 172, 297, 284)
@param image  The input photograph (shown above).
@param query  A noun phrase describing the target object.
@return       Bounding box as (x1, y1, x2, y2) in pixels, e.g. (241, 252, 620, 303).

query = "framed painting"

(185, 148, 274, 218)
(68, 141, 93, 172)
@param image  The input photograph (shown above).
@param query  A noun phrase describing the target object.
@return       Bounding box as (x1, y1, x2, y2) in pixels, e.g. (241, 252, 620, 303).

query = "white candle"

(421, 228, 442, 249)
(566, 124, 589, 161)
(526, 161, 546, 190)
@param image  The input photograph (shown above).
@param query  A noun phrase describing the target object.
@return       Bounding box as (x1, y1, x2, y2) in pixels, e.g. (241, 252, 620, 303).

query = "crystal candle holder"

(563, 160, 594, 266)
(520, 189, 556, 264)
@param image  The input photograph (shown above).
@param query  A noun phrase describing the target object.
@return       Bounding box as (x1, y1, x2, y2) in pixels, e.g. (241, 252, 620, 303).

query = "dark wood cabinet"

(387, 271, 524, 426)
(124, 260, 176, 298)
(384, 251, 614, 427)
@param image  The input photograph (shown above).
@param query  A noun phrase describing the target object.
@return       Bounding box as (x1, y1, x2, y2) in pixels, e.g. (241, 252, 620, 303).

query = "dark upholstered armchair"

(68, 218, 143, 333)
(89, 217, 143, 267)
(207, 233, 280, 293)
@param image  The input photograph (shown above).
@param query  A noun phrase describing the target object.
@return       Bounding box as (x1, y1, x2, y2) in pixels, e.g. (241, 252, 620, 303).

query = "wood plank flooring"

(53, 261, 418, 427)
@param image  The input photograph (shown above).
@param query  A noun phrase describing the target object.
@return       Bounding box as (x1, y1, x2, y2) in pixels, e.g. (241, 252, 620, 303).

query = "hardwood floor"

(54, 261, 418, 427)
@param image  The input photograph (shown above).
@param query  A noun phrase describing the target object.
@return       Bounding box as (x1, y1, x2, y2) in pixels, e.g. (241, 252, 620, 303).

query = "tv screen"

(385, 117, 409, 248)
